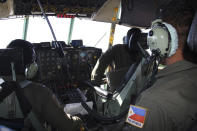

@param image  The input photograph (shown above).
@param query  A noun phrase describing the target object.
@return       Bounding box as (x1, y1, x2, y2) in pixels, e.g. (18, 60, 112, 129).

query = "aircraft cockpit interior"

(0, 0, 197, 131)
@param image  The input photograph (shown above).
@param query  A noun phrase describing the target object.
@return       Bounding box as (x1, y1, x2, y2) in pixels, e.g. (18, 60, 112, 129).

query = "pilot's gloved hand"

(67, 114, 86, 131)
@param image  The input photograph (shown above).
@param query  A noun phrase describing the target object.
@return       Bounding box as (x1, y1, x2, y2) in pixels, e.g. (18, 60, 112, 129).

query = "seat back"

(188, 10, 197, 131)
(105, 58, 151, 116)
(0, 81, 47, 131)
(0, 81, 26, 130)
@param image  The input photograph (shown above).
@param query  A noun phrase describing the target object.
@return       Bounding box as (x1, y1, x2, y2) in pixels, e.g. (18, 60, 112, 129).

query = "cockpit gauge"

(80, 52, 86, 58)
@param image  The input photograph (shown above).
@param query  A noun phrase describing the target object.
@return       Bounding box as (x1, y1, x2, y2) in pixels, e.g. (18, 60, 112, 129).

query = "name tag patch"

(126, 105, 147, 128)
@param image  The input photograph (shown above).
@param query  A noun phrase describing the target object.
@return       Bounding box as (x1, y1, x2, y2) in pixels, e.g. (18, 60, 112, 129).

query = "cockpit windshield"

(0, 16, 130, 51)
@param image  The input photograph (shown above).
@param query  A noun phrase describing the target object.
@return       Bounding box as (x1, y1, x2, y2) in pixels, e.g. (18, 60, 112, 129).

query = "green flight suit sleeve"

(124, 94, 173, 131)
(91, 45, 118, 86)
(23, 83, 82, 131)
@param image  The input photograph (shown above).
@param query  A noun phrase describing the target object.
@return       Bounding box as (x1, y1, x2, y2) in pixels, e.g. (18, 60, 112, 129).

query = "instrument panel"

(35, 48, 62, 81)
(63, 47, 102, 83)
(33, 42, 102, 104)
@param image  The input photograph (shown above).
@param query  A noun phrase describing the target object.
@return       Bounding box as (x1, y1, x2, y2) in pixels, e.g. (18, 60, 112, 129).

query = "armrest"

(94, 86, 112, 99)
(83, 81, 113, 99)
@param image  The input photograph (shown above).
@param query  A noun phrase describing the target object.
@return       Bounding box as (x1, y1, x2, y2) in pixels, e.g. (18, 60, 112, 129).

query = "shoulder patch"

(126, 105, 147, 128)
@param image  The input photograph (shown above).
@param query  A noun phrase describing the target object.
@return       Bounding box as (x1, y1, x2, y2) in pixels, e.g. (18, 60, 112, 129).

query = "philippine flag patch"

(126, 105, 147, 128)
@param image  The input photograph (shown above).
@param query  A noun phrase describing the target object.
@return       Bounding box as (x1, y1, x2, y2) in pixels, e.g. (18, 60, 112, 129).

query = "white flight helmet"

(147, 19, 178, 57)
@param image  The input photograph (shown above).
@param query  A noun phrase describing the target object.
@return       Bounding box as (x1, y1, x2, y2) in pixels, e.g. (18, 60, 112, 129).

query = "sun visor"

(119, 0, 172, 27)
(92, 0, 121, 23)
(0, 0, 14, 18)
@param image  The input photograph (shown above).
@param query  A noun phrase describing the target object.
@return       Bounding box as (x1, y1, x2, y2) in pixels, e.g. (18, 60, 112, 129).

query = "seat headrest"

(7, 39, 36, 66)
(187, 10, 197, 52)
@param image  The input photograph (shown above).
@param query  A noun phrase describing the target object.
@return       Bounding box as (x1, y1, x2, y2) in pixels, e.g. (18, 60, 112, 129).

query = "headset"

(187, 10, 197, 53)
(147, 19, 178, 58)
(128, 28, 142, 52)
(24, 49, 38, 79)
(7, 39, 38, 79)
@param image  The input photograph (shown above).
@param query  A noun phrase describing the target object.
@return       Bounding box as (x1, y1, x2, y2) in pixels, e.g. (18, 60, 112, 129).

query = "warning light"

(57, 14, 75, 18)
